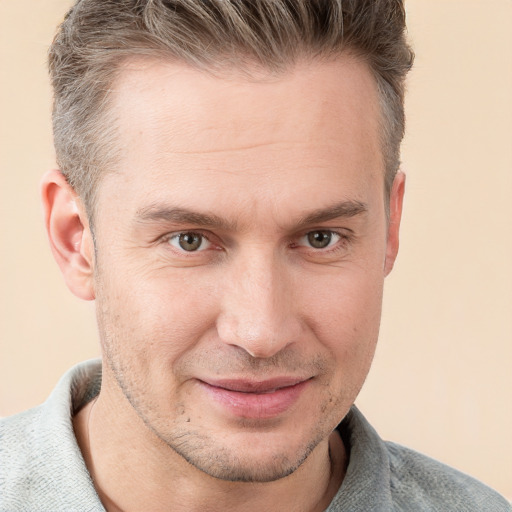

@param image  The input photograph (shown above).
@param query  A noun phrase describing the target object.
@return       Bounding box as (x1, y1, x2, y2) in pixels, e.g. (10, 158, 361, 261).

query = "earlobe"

(384, 171, 406, 276)
(41, 170, 95, 300)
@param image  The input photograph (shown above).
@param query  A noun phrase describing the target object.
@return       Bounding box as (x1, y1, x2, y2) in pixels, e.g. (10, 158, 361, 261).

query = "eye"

(300, 230, 340, 249)
(167, 232, 211, 252)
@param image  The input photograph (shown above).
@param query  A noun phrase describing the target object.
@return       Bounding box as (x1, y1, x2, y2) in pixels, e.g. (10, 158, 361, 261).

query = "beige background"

(1, 0, 511, 499)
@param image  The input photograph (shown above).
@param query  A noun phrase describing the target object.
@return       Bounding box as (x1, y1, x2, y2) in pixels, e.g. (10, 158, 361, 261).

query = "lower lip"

(199, 380, 309, 419)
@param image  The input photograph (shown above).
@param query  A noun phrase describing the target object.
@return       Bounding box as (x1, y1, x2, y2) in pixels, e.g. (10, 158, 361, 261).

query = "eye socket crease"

(137, 200, 368, 259)
(159, 228, 355, 264)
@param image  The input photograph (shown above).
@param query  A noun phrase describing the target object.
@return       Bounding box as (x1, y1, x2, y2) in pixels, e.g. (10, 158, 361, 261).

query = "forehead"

(111, 55, 381, 154)
(97, 55, 384, 226)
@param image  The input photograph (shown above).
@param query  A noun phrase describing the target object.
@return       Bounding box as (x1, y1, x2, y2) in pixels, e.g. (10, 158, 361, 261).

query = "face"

(89, 56, 402, 482)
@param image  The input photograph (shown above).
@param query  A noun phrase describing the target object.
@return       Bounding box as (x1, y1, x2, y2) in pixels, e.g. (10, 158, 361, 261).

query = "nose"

(216, 250, 302, 359)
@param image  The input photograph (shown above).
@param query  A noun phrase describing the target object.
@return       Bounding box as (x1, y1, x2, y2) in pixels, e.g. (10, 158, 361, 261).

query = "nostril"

(216, 312, 298, 359)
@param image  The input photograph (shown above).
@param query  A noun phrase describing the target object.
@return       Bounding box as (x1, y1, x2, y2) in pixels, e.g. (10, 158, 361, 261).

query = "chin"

(181, 447, 311, 483)
(160, 423, 323, 483)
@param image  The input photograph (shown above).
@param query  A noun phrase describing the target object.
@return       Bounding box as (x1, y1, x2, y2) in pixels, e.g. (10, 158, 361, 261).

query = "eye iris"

(178, 232, 202, 251)
(308, 231, 332, 249)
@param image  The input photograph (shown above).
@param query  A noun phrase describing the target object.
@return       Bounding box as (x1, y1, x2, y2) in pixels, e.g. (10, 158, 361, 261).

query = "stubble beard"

(94, 272, 346, 484)
(101, 341, 340, 483)
(97, 330, 343, 483)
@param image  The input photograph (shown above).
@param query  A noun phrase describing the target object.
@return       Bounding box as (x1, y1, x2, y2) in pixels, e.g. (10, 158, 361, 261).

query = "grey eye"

(179, 232, 203, 251)
(168, 232, 210, 252)
(307, 231, 334, 249)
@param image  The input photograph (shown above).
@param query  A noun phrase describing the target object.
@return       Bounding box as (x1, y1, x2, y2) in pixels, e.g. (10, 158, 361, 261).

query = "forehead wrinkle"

(153, 140, 311, 155)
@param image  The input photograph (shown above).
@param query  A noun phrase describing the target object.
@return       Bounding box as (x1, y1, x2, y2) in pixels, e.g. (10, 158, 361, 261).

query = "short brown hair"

(49, 0, 414, 216)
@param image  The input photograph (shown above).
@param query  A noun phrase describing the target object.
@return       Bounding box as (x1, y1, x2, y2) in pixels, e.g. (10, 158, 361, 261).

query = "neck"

(73, 387, 347, 512)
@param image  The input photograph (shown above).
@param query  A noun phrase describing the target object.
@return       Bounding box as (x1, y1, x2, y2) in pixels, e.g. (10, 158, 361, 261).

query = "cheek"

(95, 261, 221, 368)
(300, 266, 384, 375)
(94, 267, 222, 419)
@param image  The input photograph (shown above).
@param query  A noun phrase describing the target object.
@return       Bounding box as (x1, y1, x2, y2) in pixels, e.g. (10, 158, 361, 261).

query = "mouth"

(197, 377, 311, 419)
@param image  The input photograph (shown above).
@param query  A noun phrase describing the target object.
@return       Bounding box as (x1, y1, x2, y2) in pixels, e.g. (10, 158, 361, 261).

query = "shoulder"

(0, 405, 64, 510)
(0, 360, 104, 511)
(0, 405, 45, 472)
(385, 441, 511, 511)
(332, 407, 511, 512)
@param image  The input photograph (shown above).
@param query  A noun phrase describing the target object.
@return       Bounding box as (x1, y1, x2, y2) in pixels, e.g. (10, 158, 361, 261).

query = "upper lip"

(199, 377, 310, 393)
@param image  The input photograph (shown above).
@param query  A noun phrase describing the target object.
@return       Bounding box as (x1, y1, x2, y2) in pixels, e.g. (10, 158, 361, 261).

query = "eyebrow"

(135, 200, 367, 231)
(297, 200, 368, 226)
(135, 205, 237, 231)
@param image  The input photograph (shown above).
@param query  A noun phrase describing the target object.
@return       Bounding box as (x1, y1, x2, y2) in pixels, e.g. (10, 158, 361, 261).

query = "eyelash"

(290, 230, 354, 259)
(162, 231, 217, 253)
(160, 229, 353, 256)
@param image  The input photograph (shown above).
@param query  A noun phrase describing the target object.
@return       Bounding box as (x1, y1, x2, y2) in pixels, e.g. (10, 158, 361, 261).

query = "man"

(0, 1, 510, 511)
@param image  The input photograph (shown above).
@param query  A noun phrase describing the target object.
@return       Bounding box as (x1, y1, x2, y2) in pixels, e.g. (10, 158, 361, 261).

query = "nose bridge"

(217, 246, 299, 358)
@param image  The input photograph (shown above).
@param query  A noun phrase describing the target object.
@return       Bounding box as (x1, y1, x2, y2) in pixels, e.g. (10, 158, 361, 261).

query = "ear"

(40, 169, 95, 300)
(384, 171, 406, 276)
